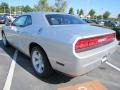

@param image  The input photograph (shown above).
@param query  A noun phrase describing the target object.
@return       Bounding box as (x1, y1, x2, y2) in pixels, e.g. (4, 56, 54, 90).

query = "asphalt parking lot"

(0, 24, 120, 90)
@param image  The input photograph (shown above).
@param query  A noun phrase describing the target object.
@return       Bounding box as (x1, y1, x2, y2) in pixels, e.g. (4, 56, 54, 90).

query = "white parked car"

(1, 12, 118, 77)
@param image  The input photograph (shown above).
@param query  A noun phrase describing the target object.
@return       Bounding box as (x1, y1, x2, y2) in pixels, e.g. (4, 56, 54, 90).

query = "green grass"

(91, 23, 120, 40)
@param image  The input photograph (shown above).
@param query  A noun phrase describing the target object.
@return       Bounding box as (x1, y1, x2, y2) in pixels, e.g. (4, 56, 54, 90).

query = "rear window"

(46, 14, 86, 25)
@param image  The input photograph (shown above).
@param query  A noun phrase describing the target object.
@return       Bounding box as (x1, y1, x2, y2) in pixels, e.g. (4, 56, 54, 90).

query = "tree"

(23, 5, 33, 12)
(103, 11, 110, 19)
(69, 7, 74, 15)
(89, 9, 95, 18)
(11, 6, 16, 14)
(97, 15, 102, 20)
(55, 0, 67, 12)
(48, 6, 55, 12)
(0, 2, 9, 13)
(118, 14, 120, 21)
(79, 9, 84, 16)
(10, 6, 24, 14)
(34, 5, 40, 11)
(34, 0, 49, 11)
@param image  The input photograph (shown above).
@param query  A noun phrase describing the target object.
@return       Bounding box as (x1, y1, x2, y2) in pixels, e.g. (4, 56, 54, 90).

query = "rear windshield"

(46, 14, 86, 25)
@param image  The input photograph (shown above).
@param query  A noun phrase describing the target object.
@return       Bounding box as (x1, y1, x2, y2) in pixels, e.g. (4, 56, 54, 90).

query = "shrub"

(112, 27, 120, 40)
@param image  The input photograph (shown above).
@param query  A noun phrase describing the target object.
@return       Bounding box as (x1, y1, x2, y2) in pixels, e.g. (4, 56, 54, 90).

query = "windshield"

(46, 14, 86, 25)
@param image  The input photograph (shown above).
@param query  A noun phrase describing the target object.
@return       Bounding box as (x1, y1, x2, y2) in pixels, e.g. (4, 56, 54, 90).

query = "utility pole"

(86, 0, 90, 19)
(9, 0, 12, 16)
(19, 0, 22, 15)
(102, 8, 103, 20)
(15, 6, 17, 15)
(4, 6, 6, 14)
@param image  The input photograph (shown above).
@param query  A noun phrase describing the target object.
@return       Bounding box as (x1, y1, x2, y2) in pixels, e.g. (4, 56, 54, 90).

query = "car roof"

(24, 12, 70, 16)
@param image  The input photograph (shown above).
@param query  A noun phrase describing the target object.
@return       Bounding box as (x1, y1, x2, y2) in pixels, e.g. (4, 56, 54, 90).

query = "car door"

(15, 15, 33, 52)
(9, 15, 28, 48)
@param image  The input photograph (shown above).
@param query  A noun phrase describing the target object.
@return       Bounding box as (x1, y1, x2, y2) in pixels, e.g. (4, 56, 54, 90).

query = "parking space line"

(3, 50, 18, 90)
(106, 61, 120, 72)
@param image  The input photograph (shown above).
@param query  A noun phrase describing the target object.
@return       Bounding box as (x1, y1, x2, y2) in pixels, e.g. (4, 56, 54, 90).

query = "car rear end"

(43, 13, 118, 76)
(69, 32, 118, 76)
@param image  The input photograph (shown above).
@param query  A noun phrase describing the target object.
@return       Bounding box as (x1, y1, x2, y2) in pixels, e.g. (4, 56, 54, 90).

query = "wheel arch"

(29, 43, 45, 54)
(29, 42, 50, 61)
(29, 42, 53, 68)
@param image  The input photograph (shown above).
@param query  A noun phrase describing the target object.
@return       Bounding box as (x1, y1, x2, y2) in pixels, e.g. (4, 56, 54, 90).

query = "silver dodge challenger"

(1, 12, 118, 77)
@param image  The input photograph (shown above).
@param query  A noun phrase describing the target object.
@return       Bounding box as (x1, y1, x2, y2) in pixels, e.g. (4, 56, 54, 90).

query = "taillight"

(75, 39, 89, 49)
(106, 33, 115, 42)
(75, 33, 115, 52)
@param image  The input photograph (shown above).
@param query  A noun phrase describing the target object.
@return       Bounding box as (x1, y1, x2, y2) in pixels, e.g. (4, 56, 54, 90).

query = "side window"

(12, 16, 27, 27)
(25, 15, 32, 26)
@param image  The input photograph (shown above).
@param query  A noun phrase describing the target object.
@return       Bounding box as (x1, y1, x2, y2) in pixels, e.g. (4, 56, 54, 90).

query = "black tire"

(2, 32, 9, 47)
(30, 46, 53, 77)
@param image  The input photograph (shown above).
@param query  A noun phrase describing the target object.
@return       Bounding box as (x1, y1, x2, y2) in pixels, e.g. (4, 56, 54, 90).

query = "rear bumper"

(76, 46, 116, 76)
(61, 40, 118, 76)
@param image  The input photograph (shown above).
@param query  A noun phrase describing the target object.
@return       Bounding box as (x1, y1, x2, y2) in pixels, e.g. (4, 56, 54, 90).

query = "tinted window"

(46, 14, 86, 25)
(12, 15, 32, 27)
(13, 16, 27, 27)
